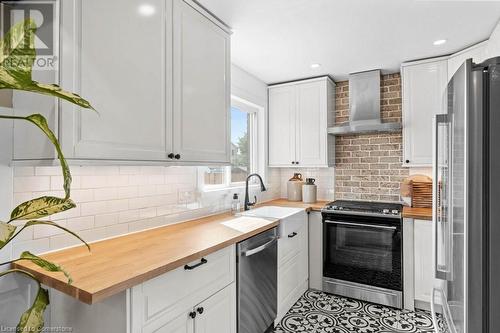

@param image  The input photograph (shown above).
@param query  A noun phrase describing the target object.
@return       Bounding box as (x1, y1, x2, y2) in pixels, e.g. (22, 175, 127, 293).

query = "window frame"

(200, 96, 260, 190)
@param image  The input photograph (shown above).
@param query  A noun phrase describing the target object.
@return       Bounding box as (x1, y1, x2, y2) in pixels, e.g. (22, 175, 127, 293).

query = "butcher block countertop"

(259, 198, 329, 212)
(13, 212, 279, 305)
(402, 206, 432, 220)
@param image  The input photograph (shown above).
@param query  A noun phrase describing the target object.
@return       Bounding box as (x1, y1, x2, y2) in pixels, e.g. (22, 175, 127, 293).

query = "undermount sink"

(239, 206, 304, 219)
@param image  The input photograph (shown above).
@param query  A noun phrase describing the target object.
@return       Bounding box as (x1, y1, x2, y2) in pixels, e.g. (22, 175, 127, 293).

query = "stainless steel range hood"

(328, 70, 401, 135)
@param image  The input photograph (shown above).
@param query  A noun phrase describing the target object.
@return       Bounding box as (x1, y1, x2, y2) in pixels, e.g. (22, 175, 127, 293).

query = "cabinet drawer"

(278, 213, 307, 266)
(131, 245, 235, 328)
(278, 229, 301, 267)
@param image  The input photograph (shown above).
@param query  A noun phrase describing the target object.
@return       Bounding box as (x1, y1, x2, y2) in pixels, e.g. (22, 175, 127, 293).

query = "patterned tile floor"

(274, 290, 446, 333)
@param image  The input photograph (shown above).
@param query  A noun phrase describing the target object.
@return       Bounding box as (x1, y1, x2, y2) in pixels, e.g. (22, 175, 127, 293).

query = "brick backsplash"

(334, 73, 409, 202)
(8, 165, 281, 257)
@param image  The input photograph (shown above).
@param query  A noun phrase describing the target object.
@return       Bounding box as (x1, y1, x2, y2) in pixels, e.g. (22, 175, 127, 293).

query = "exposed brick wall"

(334, 73, 409, 202)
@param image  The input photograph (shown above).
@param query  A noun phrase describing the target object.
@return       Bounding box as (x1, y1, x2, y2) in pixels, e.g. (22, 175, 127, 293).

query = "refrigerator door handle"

(433, 114, 450, 281)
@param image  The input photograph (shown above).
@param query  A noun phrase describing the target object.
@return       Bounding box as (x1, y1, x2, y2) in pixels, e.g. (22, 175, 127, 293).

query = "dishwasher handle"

(241, 238, 277, 257)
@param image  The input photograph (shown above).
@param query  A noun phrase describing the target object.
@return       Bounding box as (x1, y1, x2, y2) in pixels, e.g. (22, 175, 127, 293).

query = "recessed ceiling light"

(433, 39, 447, 46)
(311, 63, 321, 69)
(138, 4, 156, 16)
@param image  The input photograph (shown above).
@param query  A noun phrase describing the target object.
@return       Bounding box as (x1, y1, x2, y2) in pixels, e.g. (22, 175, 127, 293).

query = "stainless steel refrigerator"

(431, 57, 500, 333)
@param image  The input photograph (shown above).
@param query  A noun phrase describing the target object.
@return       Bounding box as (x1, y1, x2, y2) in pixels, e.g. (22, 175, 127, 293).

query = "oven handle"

(324, 220, 397, 230)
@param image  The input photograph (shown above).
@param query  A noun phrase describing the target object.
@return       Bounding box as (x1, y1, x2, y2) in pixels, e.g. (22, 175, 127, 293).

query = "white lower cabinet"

(403, 218, 445, 310)
(48, 246, 236, 333)
(276, 214, 309, 324)
(145, 284, 236, 333)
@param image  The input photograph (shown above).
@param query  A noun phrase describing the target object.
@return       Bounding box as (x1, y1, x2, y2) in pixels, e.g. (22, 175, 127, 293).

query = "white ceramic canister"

(302, 178, 317, 203)
(287, 173, 304, 201)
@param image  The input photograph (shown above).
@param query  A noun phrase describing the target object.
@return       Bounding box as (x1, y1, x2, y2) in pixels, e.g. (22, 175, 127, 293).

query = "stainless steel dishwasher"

(237, 227, 277, 333)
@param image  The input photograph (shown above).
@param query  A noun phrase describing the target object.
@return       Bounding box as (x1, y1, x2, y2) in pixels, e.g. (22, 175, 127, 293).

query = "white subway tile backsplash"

(94, 187, 118, 201)
(95, 213, 120, 228)
(66, 216, 95, 231)
(14, 176, 50, 192)
(12, 238, 50, 258)
(33, 220, 68, 239)
(80, 175, 108, 189)
(14, 166, 35, 176)
(104, 224, 129, 238)
(80, 201, 108, 216)
(70, 189, 94, 203)
(35, 166, 61, 176)
(11, 165, 281, 255)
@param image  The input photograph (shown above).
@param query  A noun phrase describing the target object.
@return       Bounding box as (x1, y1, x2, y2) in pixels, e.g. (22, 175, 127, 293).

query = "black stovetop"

(323, 200, 403, 216)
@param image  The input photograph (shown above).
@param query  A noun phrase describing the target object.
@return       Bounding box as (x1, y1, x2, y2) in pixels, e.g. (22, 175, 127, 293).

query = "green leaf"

(19, 251, 73, 284)
(10, 196, 76, 222)
(16, 286, 49, 333)
(0, 222, 16, 249)
(0, 19, 95, 111)
(26, 114, 72, 198)
(24, 220, 90, 251)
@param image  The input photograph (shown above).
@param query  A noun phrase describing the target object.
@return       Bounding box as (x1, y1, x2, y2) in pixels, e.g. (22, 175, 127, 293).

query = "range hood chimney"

(328, 69, 401, 135)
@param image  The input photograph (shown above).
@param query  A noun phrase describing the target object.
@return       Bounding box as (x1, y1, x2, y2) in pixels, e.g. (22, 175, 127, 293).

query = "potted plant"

(0, 19, 95, 331)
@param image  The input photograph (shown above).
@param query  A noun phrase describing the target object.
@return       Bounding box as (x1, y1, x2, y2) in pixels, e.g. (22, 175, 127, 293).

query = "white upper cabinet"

(402, 58, 448, 167)
(173, 0, 231, 163)
(60, 0, 171, 161)
(13, 0, 231, 165)
(448, 41, 487, 80)
(268, 85, 296, 167)
(268, 77, 335, 168)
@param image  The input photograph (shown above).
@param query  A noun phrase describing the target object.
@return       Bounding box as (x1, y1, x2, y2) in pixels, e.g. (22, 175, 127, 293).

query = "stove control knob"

(338, 206, 344, 210)
(392, 210, 399, 215)
(331, 205, 338, 210)
(382, 209, 390, 214)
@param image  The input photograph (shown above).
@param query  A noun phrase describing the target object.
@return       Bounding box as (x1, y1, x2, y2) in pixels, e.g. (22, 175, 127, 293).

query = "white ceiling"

(197, 0, 500, 83)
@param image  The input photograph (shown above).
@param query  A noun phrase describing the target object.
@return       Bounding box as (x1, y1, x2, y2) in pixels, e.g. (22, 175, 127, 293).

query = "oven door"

(323, 217, 402, 291)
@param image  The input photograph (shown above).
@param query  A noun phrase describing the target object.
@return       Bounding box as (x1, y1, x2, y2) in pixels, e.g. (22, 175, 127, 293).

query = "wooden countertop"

(259, 198, 329, 212)
(13, 213, 279, 305)
(402, 206, 432, 220)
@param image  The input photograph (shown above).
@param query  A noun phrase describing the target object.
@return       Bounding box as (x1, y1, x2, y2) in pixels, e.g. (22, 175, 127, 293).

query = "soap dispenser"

(231, 193, 241, 214)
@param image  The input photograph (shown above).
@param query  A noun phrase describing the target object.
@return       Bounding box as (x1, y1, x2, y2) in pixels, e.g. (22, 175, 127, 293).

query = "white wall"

(486, 20, 500, 58)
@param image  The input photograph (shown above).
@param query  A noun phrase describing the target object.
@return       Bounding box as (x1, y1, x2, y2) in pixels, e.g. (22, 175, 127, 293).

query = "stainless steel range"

(322, 200, 403, 308)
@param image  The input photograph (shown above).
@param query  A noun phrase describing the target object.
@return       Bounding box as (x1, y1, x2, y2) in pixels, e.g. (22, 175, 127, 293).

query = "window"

(202, 96, 259, 189)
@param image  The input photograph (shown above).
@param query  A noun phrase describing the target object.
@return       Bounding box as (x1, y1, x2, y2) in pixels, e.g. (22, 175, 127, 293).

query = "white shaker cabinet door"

(172, 0, 231, 164)
(268, 85, 297, 167)
(296, 81, 328, 167)
(60, 0, 172, 161)
(144, 311, 193, 333)
(194, 284, 236, 333)
(402, 58, 448, 167)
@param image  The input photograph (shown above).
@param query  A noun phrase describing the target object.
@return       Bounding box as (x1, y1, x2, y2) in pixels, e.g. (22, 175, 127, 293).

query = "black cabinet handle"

(288, 232, 298, 238)
(175, 154, 181, 160)
(197, 307, 204, 315)
(184, 258, 207, 270)
(405, 160, 410, 164)
(296, 161, 299, 165)
(168, 153, 175, 159)
(291, 161, 295, 164)
(189, 311, 197, 319)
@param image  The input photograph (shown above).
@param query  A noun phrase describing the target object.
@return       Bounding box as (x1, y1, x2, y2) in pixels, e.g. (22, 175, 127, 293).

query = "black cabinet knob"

(189, 311, 196, 319)
(291, 161, 295, 164)
(197, 307, 204, 314)
(168, 153, 175, 159)
(405, 160, 410, 164)
(174, 154, 181, 160)
(296, 161, 299, 165)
